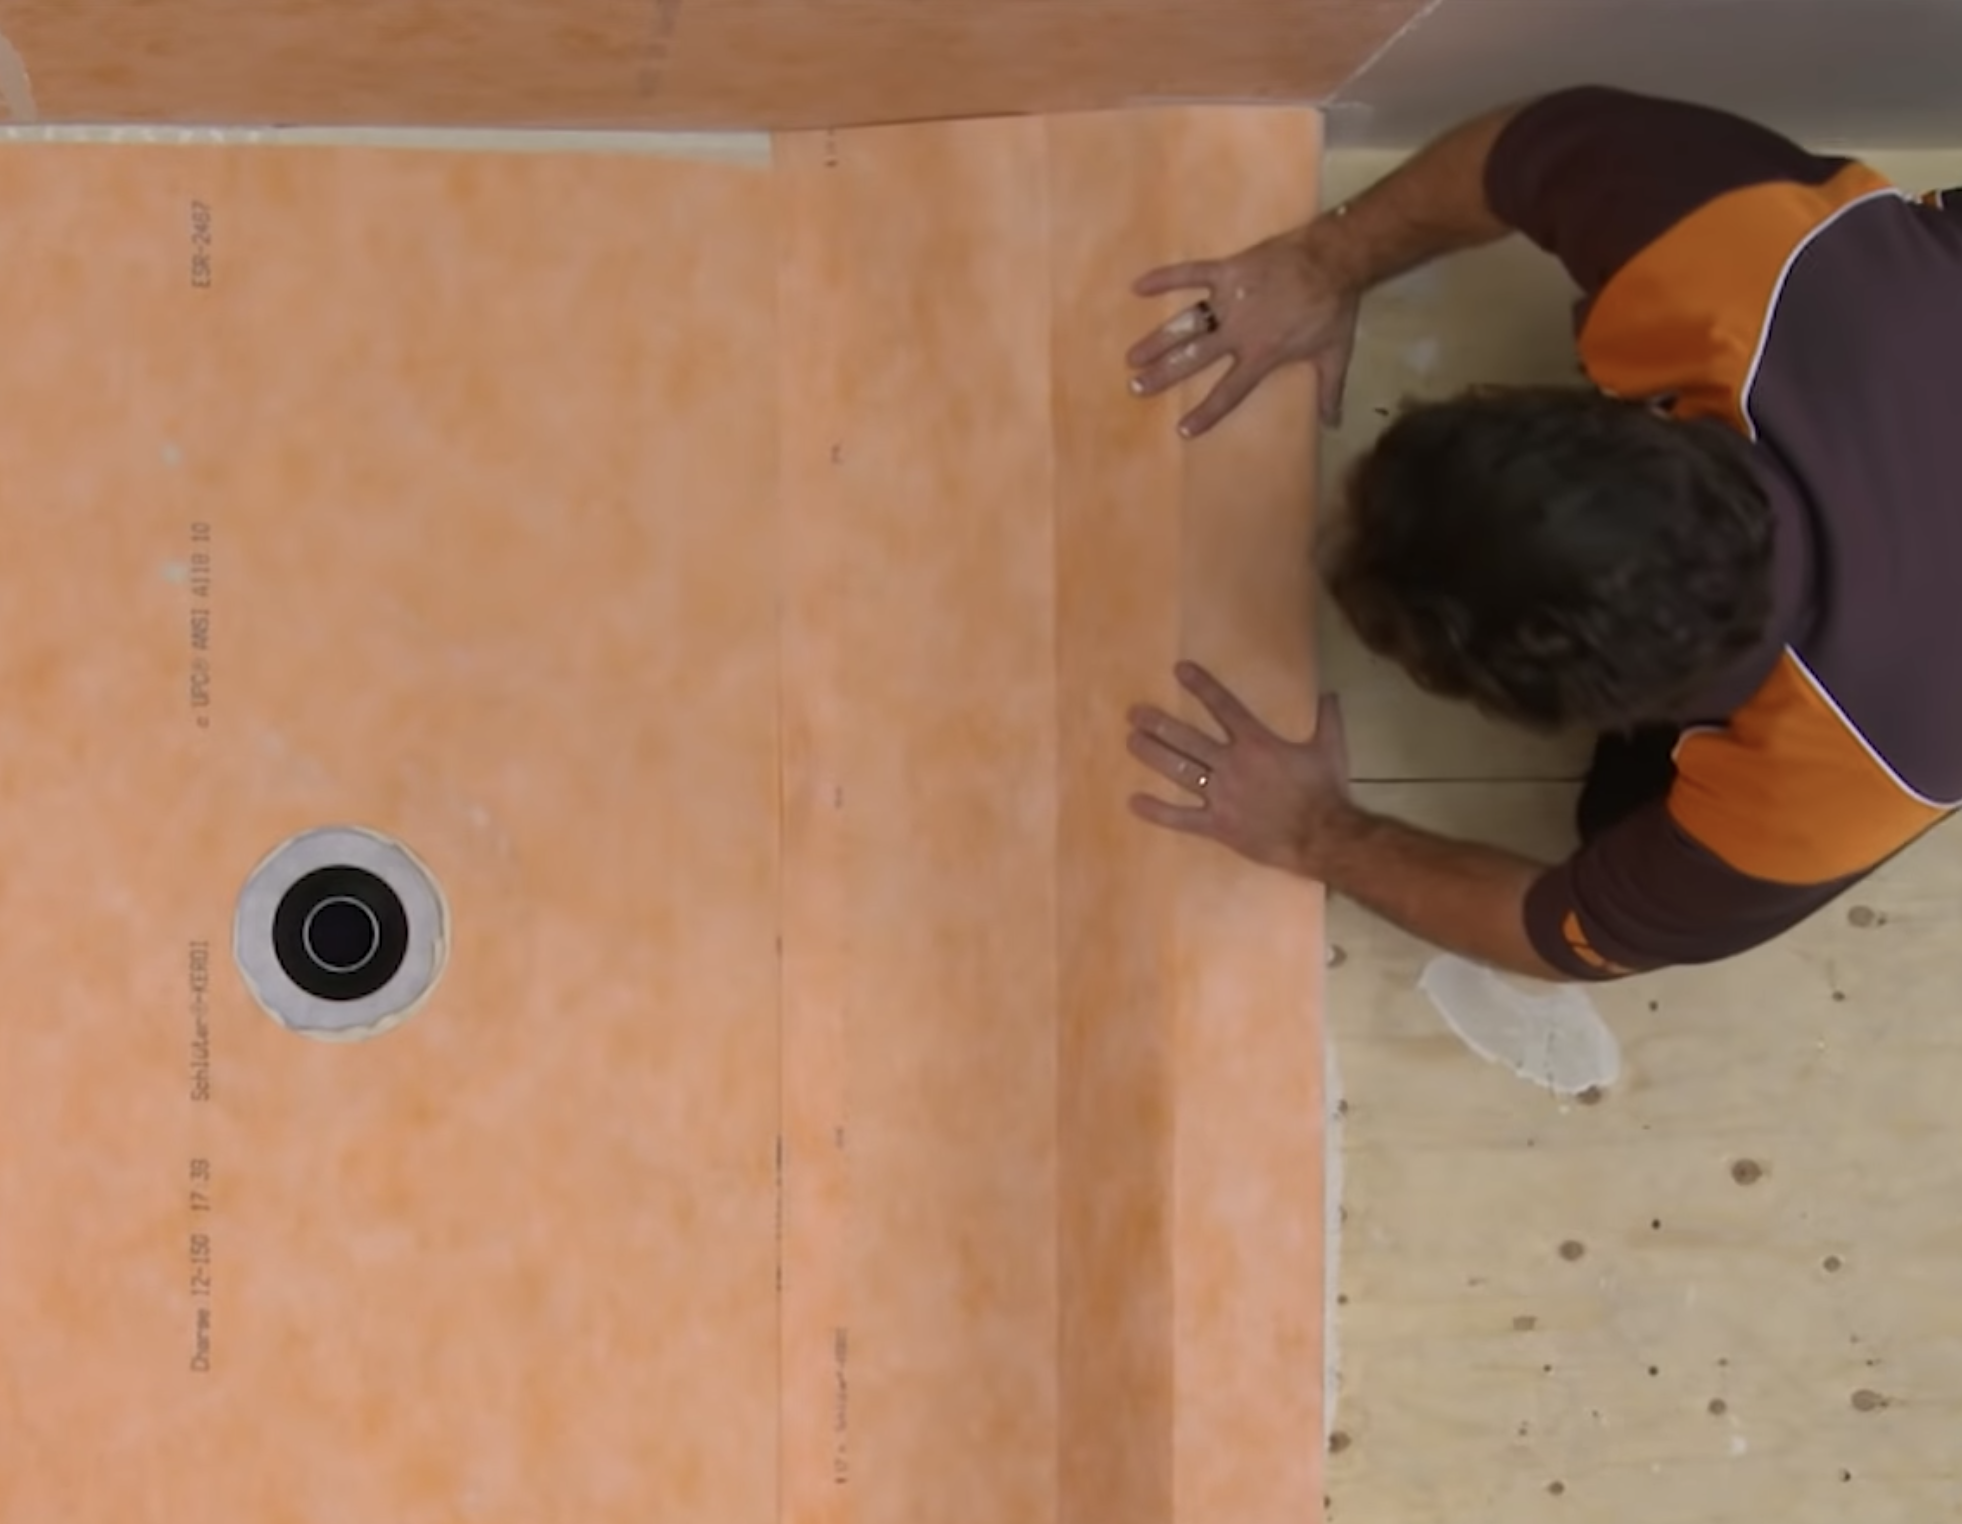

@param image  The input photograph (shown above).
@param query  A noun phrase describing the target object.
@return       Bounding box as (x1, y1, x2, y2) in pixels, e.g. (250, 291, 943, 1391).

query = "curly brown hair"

(1324, 386, 1775, 732)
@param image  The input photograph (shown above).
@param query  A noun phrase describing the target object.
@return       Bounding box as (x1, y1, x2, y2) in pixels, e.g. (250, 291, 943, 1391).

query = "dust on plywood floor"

(1319, 148, 1962, 1524)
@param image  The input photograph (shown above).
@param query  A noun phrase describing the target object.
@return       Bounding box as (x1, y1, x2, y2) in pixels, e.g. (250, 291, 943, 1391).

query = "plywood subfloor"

(1320, 147, 1962, 1524)
(0, 110, 1326, 1524)
(1326, 1, 1962, 152)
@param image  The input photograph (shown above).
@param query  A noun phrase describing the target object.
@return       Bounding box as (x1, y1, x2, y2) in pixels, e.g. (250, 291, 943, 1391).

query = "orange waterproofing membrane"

(0, 0, 1419, 129)
(0, 108, 1324, 1523)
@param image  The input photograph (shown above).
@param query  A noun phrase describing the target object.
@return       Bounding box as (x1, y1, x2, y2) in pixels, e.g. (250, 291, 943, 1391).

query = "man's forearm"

(1296, 105, 1522, 297)
(1312, 803, 1563, 980)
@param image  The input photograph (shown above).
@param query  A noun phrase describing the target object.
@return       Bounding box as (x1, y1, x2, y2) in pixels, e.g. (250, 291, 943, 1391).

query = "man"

(1119, 86, 1962, 982)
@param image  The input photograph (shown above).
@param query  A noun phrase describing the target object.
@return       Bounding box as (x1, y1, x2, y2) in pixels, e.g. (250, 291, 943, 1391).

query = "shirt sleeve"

(1485, 86, 1851, 297)
(1522, 800, 1862, 980)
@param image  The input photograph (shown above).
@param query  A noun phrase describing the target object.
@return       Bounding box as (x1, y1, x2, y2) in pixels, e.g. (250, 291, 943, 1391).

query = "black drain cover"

(272, 865, 410, 1002)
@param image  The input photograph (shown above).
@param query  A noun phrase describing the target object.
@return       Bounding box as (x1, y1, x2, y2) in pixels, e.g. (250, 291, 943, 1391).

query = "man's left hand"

(1125, 661, 1350, 877)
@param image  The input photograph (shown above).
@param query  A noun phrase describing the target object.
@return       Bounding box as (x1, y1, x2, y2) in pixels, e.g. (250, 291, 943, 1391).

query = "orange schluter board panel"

(0, 109, 1324, 1523)
(0, 0, 1417, 130)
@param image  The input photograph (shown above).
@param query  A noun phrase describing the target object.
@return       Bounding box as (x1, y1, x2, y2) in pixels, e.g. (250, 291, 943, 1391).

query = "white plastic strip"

(0, 121, 770, 163)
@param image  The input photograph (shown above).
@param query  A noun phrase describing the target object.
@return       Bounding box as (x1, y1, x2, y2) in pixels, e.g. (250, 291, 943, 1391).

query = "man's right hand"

(1124, 226, 1361, 438)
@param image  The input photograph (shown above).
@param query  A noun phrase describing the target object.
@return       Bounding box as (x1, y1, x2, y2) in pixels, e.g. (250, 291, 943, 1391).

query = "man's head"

(1324, 386, 1776, 733)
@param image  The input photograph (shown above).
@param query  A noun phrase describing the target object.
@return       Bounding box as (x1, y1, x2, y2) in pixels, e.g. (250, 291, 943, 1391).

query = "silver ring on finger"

(1193, 765, 1211, 791)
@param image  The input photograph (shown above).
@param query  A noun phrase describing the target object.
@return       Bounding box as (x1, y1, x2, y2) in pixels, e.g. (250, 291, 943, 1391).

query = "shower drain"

(234, 825, 449, 1042)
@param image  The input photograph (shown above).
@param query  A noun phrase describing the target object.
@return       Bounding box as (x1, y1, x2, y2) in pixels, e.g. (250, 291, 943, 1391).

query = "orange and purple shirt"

(1486, 88, 1962, 978)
